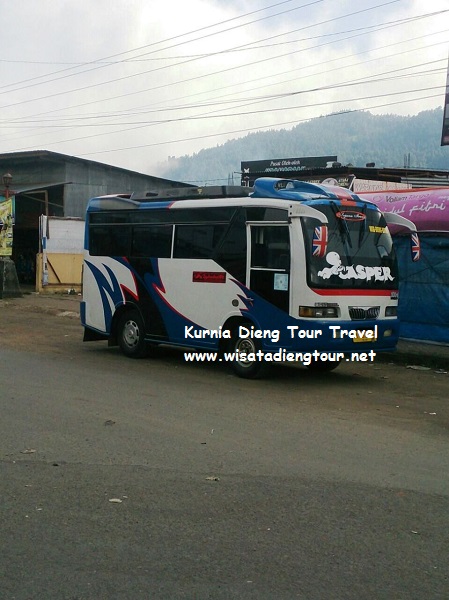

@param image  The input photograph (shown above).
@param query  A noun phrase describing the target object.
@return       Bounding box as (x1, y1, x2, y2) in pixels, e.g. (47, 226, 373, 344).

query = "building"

(0, 150, 189, 282)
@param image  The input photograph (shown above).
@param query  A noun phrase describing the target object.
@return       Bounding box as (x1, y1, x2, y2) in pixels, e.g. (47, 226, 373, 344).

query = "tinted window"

(132, 225, 173, 258)
(246, 207, 288, 222)
(173, 208, 235, 223)
(251, 226, 290, 270)
(174, 224, 227, 258)
(214, 210, 247, 281)
(90, 211, 130, 224)
(89, 225, 131, 256)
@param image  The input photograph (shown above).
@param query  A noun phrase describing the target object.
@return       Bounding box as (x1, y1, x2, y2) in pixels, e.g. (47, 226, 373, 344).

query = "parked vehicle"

(81, 177, 418, 377)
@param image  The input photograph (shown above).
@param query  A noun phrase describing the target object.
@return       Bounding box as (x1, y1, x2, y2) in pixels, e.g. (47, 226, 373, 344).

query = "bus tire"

(306, 359, 341, 372)
(228, 324, 265, 379)
(117, 310, 148, 358)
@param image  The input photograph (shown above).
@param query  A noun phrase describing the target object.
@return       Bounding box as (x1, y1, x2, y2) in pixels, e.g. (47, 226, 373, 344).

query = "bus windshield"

(302, 203, 398, 290)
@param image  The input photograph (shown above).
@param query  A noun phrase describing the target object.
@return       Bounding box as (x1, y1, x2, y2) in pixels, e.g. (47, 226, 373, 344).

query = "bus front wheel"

(118, 310, 148, 358)
(228, 325, 265, 379)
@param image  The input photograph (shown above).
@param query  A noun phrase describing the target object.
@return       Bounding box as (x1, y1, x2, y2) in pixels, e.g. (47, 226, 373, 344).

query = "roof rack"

(252, 177, 334, 199)
(130, 185, 252, 201)
(251, 177, 368, 203)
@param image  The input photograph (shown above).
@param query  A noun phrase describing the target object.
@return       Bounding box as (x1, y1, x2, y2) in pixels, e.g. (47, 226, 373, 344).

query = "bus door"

(247, 223, 291, 313)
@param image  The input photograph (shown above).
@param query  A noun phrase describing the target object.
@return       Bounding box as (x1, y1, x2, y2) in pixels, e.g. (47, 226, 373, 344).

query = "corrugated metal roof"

(0, 150, 190, 186)
(401, 177, 449, 188)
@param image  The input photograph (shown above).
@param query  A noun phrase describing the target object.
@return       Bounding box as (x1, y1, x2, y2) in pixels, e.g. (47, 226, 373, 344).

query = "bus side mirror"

(382, 211, 420, 262)
(312, 225, 328, 258)
(411, 232, 420, 262)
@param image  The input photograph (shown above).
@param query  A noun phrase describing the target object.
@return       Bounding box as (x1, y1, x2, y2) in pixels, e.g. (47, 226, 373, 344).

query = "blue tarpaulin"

(394, 235, 449, 344)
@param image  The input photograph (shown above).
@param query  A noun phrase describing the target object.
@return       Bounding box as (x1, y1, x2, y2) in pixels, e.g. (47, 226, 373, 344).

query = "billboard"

(304, 175, 354, 188)
(241, 156, 338, 182)
(0, 194, 14, 257)
(352, 179, 412, 192)
(358, 188, 449, 233)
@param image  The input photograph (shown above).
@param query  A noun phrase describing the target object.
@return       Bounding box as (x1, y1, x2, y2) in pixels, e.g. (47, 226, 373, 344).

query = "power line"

(78, 92, 444, 157)
(0, 0, 398, 111)
(1, 0, 445, 163)
(2, 7, 442, 67)
(2, 66, 444, 128)
(0, 0, 321, 95)
(4, 3, 438, 126)
(4, 36, 446, 147)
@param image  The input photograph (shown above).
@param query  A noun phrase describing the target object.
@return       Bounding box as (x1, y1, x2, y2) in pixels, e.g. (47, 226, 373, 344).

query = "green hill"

(160, 108, 449, 184)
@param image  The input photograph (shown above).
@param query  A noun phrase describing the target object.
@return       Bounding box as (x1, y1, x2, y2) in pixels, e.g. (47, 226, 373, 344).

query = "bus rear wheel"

(118, 310, 148, 358)
(228, 324, 265, 379)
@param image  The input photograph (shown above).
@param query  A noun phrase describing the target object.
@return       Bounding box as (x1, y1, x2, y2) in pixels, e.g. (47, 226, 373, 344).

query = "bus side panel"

(82, 254, 398, 355)
(82, 254, 138, 334)
(140, 258, 253, 346)
(82, 255, 253, 347)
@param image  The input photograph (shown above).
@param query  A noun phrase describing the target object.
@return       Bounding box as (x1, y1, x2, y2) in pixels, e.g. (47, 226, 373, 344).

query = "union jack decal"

(411, 232, 420, 262)
(312, 225, 328, 258)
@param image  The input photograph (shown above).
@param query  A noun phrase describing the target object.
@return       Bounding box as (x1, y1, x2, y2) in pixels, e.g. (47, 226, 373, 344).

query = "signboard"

(0, 194, 14, 256)
(358, 188, 449, 233)
(304, 175, 354, 189)
(352, 179, 412, 192)
(241, 156, 338, 179)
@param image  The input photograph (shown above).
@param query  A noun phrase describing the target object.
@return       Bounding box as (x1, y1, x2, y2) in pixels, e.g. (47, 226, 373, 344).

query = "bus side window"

(267, 243, 290, 270)
(214, 214, 247, 282)
(252, 244, 267, 267)
(131, 225, 173, 258)
(251, 226, 290, 270)
(89, 225, 131, 256)
(173, 224, 227, 259)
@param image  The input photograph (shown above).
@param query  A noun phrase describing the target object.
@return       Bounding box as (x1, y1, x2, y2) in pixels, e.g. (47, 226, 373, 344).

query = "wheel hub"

(124, 320, 139, 347)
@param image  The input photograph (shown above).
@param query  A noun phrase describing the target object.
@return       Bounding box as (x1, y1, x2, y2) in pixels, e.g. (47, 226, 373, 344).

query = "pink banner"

(358, 188, 449, 233)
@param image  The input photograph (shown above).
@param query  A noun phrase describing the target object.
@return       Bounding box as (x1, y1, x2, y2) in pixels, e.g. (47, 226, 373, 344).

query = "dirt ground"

(0, 291, 82, 355)
(1, 291, 448, 432)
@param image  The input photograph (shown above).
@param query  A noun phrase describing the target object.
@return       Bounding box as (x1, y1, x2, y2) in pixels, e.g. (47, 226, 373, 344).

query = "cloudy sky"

(1, 0, 448, 177)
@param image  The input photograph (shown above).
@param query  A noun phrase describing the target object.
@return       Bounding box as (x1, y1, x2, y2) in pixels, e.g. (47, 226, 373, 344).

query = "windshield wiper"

(330, 201, 352, 248)
(358, 203, 367, 248)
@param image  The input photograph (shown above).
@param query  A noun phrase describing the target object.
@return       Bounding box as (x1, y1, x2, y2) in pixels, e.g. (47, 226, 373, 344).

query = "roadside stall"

(359, 188, 449, 345)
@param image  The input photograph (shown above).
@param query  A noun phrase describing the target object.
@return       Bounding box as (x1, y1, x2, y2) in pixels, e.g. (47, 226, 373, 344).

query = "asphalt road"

(1, 297, 448, 599)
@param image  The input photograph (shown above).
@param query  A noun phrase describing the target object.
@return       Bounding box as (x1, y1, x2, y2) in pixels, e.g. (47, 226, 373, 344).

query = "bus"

(81, 177, 418, 378)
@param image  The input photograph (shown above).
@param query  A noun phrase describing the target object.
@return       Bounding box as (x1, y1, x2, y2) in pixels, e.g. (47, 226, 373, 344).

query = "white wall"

(44, 217, 84, 254)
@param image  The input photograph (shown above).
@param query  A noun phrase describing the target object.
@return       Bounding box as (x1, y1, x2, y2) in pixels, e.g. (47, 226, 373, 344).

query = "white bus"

(81, 177, 418, 378)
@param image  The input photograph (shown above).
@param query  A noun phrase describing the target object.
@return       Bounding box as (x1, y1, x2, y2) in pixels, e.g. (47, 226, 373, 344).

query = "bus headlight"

(385, 306, 397, 317)
(299, 306, 339, 318)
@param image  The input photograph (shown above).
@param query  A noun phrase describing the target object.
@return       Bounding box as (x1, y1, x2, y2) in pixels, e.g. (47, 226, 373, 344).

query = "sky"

(1, 0, 448, 178)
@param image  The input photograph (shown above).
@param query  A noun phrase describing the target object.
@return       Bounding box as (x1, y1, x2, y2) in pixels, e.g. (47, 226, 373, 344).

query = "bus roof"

(130, 185, 252, 201)
(86, 177, 378, 213)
